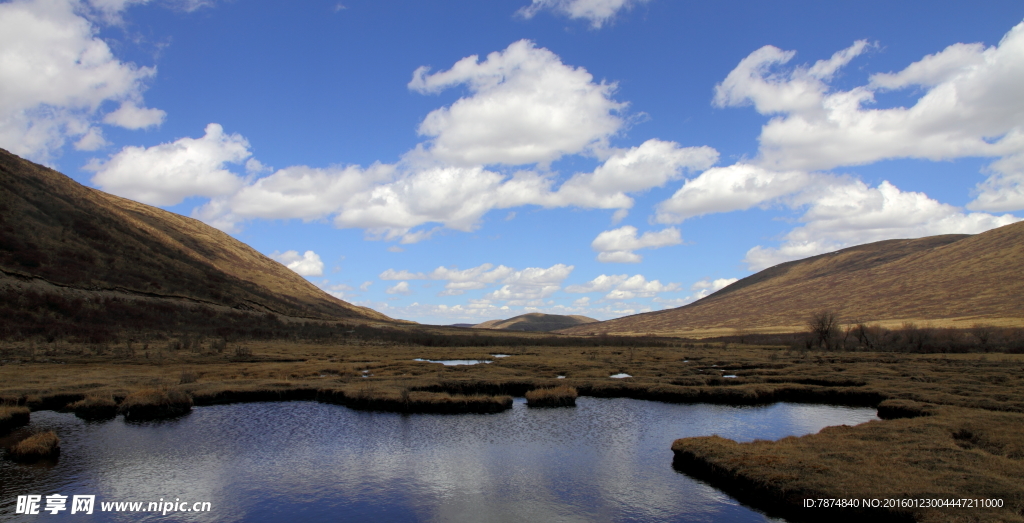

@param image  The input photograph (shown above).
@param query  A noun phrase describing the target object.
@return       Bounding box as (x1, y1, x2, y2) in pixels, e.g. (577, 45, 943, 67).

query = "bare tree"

(808, 310, 840, 350)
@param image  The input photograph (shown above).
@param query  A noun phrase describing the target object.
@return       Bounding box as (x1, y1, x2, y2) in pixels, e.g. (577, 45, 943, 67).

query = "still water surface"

(1, 398, 877, 522)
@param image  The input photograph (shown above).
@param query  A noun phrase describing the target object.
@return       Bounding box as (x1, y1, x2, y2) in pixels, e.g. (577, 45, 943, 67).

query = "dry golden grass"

(1, 340, 1022, 521)
(66, 395, 117, 420)
(526, 385, 578, 407)
(8, 430, 60, 462)
(0, 405, 30, 434)
(559, 222, 1024, 337)
(118, 389, 192, 421)
(0, 147, 391, 324)
(672, 407, 1024, 522)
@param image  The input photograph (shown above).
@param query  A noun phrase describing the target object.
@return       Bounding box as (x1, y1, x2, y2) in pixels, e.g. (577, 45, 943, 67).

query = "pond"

(0, 399, 878, 522)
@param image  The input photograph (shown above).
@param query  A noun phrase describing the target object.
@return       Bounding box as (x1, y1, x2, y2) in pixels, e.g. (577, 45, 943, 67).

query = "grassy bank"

(0, 405, 30, 434)
(525, 385, 577, 407)
(1, 341, 1022, 521)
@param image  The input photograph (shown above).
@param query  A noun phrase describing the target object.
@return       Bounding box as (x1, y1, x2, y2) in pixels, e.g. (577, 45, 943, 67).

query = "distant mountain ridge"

(558, 224, 1024, 337)
(472, 313, 598, 332)
(0, 147, 391, 325)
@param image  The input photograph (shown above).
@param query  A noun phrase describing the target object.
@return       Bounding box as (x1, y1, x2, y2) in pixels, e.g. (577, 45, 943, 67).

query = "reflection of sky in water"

(413, 359, 491, 366)
(0, 399, 877, 522)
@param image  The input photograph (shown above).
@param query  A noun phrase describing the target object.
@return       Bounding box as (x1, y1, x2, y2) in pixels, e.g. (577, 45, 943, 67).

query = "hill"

(558, 224, 1024, 337)
(0, 148, 392, 340)
(473, 313, 598, 332)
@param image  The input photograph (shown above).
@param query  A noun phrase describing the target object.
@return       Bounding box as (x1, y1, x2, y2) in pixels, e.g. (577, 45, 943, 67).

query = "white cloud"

(318, 282, 353, 300)
(655, 163, 815, 223)
(690, 277, 738, 299)
(553, 139, 719, 209)
(691, 277, 738, 292)
(382, 263, 567, 298)
(193, 138, 716, 240)
(73, 127, 107, 151)
(969, 152, 1024, 213)
(270, 250, 324, 277)
(359, 281, 373, 291)
(603, 274, 680, 300)
(517, 0, 650, 29)
(743, 180, 1020, 271)
(483, 263, 574, 303)
(591, 225, 681, 263)
(714, 22, 1024, 212)
(565, 273, 627, 293)
(380, 269, 424, 280)
(88, 123, 249, 206)
(102, 101, 165, 129)
(0, 0, 162, 161)
(385, 281, 412, 295)
(409, 39, 625, 166)
(565, 273, 681, 300)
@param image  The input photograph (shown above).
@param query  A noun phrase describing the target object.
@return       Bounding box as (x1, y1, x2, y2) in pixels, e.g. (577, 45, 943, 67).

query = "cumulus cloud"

(270, 250, 324, 277)
(385, 281, 412, 295)
(591, 225, 681, 263)
(483, 264, 574, 303)
(102, 101, 166, 129)
(554, 139, 719, 209)
(604, 274, 680, 300)
(380, 263, 571, 299)
(690, 277, 738, 299)
(743, 180, 1020, 271)
(565, 273, 680, 300)
(409, 39, 625, 166)
(517, 0, 650, 28)
(381, 263, 516, 296)
(715, 22, 1024, 212)
(192, 139, 717, 239)
(0, 0, 163, 161)
(655, 163, 815, 223)
(88, 123, 249, 206)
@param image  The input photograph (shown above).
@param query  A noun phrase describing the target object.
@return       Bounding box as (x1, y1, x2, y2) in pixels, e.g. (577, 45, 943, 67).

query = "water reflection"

(0, 399, 877, 522)
(413, 359, 492, 366)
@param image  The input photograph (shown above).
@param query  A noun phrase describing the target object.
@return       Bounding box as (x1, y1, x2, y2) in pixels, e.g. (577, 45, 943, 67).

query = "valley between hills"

(2, 148, 1023, 522)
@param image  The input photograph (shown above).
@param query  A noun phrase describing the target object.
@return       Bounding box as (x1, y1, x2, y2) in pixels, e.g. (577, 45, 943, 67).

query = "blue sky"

(2, 0, 1023, 324)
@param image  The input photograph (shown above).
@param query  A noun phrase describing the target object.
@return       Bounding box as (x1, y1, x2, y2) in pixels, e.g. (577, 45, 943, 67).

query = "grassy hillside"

(473, 313, 598, 332)
(559, 224, 1024, 337)
(0, 147, 392, 341)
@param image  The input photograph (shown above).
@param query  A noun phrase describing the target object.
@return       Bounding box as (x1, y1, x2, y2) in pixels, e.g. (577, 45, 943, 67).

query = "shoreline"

(3, 344, 1022, 522)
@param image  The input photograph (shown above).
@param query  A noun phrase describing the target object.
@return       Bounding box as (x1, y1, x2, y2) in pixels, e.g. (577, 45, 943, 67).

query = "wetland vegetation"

(2, 332, 1023, 521)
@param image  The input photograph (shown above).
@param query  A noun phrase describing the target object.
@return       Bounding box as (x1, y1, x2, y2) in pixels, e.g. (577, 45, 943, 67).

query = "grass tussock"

(526, 386, 578, 408)
(2, 341, 1023, 520)
(66, 395, 117, 420)
(118, 389, 192, 421)
(671, 406, 1024, 522)
(0, 405, 30, 434)
(8, 430, 60, 462)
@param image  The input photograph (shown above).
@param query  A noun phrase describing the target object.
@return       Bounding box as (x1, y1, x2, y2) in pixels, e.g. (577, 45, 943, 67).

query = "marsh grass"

(672, 406, 1024, 522)
(8, 430, 59, 462)
(2, 341, 1023, 521)
(118, 389, 192, 421)
(526, 386, 577, 407)
(66, 395, 117, 420)
(0, 405, 30, 434)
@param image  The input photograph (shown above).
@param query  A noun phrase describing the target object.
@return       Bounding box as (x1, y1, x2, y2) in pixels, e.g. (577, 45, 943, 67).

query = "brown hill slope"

(0, 148, 391, 326)
(474, 313, 598, 332)
(558, 224, 1024, 337)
